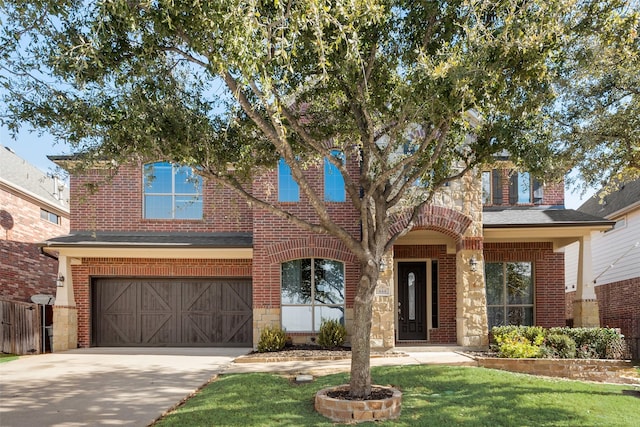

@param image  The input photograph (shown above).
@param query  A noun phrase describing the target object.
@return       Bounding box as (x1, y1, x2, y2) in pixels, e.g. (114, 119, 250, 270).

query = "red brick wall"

(70, 162, 252, 233)
(1, 187, 69, 302)
(252, 155, 362, 311)
(542, 181, 565, 206)
(485, 242, 566, 327)
(71, 258, 253, 347)
(596, 278, 640, 323)
(596, 278, 640, 357)
(393, 245, 457, 344)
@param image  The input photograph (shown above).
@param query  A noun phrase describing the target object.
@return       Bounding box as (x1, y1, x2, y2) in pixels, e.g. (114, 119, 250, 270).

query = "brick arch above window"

(390, 205, 473, 242)
(266, 237, 357, 264)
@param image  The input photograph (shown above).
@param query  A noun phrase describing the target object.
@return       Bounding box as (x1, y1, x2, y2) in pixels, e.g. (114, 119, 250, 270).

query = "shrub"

(317, 318, 347, 348)
(492, 326, 544, 358)
(257, 325, 286, 353)
(549, 327, 626, 359)
(492, 326, 627, 359)
(543, 333, 577, 358)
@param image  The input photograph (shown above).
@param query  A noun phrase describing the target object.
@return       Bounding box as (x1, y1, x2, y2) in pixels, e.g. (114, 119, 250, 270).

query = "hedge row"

(491, 326, 627, 359)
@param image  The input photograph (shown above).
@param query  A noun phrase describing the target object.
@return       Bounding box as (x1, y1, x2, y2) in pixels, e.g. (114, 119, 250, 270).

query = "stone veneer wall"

(454, 170, 488, 347)
(370, 251, 396, 349)
(476, 357, 638, 384)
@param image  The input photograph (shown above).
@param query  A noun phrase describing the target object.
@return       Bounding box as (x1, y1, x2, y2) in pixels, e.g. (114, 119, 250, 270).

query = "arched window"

(143, 162, 203, 219)
(281, 258, 345, 332)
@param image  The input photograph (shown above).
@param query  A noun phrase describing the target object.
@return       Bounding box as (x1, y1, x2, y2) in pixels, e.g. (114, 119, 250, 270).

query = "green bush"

(317, 318, 347, 348)
(492, 326, 544, 358)
(549, 327, 626, 359)
(543, 333, 577, 358)
(492, 326, 627, 359)
(257, 325, 286, 353)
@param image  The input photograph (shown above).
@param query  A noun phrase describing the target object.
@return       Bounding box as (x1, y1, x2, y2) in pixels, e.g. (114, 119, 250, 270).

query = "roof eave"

(41, 243, 253, 259)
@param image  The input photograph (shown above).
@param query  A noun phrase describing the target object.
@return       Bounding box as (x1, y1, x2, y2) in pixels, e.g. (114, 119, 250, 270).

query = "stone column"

(53, 255, 77, 351)
(454, 168, 488, 348)
(371, 250, 395, 349)
(573, 234, 600, 327)
(252, 307, 280, 348)
(456, 248, 489, 348)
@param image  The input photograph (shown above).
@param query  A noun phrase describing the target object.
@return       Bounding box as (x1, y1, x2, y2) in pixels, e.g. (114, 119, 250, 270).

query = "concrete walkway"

(226, 349, 477, 376)
(0, 347, 475, 427)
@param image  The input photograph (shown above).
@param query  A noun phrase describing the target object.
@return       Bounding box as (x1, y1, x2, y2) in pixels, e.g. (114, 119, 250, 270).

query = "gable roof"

(577, 178, 640, 219)
(0, 145, 69, 213)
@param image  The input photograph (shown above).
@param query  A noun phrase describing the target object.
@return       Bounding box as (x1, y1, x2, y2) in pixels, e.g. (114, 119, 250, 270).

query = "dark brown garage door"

(93, 278, 252, 347)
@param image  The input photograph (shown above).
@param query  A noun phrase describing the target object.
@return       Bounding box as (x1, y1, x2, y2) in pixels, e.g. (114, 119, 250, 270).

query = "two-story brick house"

(1, 145, 70, 303)
(43, 153, 612, 351)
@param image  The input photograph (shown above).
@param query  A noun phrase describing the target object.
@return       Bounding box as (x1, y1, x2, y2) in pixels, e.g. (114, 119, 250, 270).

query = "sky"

(0, 124, 598, 209)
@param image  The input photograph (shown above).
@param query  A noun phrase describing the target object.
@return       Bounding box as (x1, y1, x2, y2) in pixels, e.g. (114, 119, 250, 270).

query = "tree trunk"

(349, 262, 379, 398)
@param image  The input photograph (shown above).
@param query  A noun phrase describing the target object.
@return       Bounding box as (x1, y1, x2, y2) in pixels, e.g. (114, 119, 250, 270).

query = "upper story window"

(40, 208, 60, 225)
(278, 158, 299, 202)
(324, 151, 346, 202)
(482, 171, 492, 204)
(509, 172, 543, 205)
(482, 170, 504, 205)
(143, 162, 203, 219)
(281, 258, 345, 332)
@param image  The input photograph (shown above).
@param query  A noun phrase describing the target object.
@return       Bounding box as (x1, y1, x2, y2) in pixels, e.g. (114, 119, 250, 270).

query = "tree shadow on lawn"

(156, 366, 640, 427)
(377, 365, 638, 427)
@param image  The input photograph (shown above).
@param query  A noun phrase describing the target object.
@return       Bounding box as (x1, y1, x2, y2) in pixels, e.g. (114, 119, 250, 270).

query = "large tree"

(1, 0, 637, 398)
(553, 0, 640, 194)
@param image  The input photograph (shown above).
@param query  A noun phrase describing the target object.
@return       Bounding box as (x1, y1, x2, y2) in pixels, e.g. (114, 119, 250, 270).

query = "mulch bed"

(236, 344, 406, 363)
(327, 386, 394, 400)
(249, 344, 353, 358)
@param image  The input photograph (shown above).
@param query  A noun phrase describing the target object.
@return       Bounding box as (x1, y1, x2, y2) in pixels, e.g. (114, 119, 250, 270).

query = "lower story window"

(281, 258, 345, 332)
(485, 262, 534, 330)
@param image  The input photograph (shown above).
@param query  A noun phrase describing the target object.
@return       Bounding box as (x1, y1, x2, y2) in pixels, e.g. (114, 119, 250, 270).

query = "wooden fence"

(0, 299, 41, 355)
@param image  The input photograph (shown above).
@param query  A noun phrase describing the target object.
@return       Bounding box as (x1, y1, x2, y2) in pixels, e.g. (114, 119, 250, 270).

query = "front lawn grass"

(155, 365, 640, 426)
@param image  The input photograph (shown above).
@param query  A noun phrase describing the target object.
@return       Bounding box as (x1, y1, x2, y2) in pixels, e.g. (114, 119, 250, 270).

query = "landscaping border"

(471, 355, 639, 384)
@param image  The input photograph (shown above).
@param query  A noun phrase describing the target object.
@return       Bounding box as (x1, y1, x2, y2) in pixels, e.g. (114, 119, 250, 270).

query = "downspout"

(40, 245, 59, 260)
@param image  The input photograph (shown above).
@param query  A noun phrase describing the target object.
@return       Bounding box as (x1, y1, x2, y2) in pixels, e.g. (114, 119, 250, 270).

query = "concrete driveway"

(0, 347, 250, 427)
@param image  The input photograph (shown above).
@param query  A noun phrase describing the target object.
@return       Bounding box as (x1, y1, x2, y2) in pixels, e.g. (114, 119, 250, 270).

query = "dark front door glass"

(398, 262, 427, 340)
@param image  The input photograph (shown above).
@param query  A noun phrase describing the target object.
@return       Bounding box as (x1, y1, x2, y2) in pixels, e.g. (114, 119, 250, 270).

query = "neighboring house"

(0, 145, 70, 302)
(43, 154, 612, 351)
(565, 179, 640, 357)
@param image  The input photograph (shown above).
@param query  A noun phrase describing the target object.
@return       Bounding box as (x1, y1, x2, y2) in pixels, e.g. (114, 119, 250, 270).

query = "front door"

(397, 262, 427, 340)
